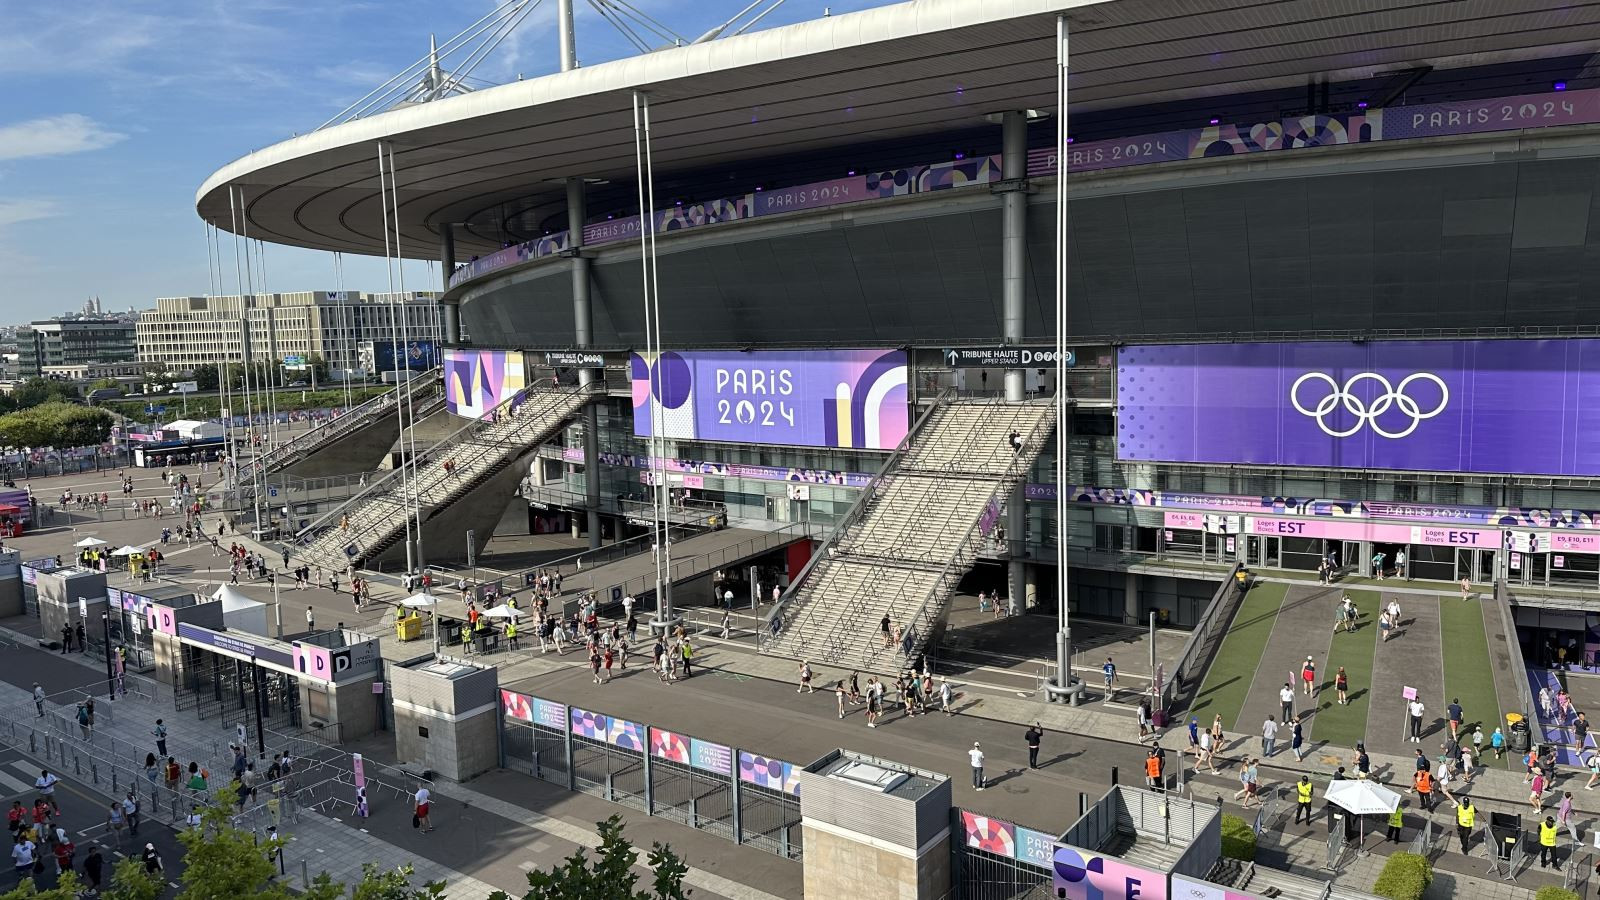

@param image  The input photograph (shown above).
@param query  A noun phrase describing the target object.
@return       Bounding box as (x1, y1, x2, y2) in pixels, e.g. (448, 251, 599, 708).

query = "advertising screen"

(631, 349, 908, 450)
(368, 340, 440, 374)
(444, 349, 526, 419)
(1117, 340, 1600, 476)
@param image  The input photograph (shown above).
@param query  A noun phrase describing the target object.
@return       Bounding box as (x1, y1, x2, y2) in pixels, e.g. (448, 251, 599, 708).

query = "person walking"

(1294, 775, 1314, 825)
(680, 640, 694, 678)
(1102, 657, 1118, 702)
(34, 771, 58, 817)
(305, 606, 314, 633)
(1335, 667, 1349, 705)
(1386, 805, 1403, 843)
(106, 802, 126, 848)
(82, 845, 104, 893)
(1460, 577, 1471, 602)
(141, 843, 162, 877)
(1560, 791, 1580, 844)
(1025, 723, 1043, 769)
(152, 719, 167, 757)
(835, 682, 847, 719)
(413, 786, 433, 833)
(865, 678, 881, 728)
(1279, 683, 1294, 723)
(1291, 716, 1306, 761)
(798, 661, 814, 693)
(1532, 769, 1547, 813)
(1456, 798, 1476, 854)
(1575, 712, 1591, 756)
(1300, 656, 1317, 697)
(1447, 698, 1463, 741)
(1261, 716, 1278, 757)
(31, 684, 43, 718)
(122, 792, 140, 836)
(969, 742, 986, 791)
(1408, 697, 1426, 743)
(940, 677, 954, 716)
(1197, 728, 1219, 775)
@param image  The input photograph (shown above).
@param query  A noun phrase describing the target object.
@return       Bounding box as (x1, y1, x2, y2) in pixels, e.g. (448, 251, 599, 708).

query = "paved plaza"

(0, 462, 1591, 898)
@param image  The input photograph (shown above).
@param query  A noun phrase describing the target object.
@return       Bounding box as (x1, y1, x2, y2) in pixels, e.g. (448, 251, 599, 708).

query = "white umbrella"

(400, 593, 437, 608)
(110, 545, 146, 557)
(1324, 779, 1399, 848)
(482, 604, 519, 619)
(73, 537, 108, 548)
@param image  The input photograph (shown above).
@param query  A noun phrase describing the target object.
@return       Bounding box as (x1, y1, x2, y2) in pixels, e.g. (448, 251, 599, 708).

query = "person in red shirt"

(6, 800, 22, 833)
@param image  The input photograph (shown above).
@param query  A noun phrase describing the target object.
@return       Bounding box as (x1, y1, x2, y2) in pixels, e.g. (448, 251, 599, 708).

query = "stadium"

(197, 0, 1600, 790)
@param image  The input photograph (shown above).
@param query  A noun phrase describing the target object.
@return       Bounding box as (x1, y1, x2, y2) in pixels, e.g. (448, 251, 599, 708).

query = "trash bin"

(1509, 716, 1532, 755)
(1490, 811, 1522, 861)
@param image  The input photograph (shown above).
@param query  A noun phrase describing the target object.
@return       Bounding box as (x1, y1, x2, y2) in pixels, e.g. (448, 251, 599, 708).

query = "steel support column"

(1001, 109, 1029, 614)
(567, 179, 603, 551)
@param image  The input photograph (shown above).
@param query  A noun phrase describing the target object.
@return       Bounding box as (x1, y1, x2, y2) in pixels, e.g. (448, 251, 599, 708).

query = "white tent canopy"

(401, 593, 438, 608)
(73, 537, 107, 548)
(1324, 779, 1400, 816)
(211, 584, 260, 609)
(111, 545, 146, 556)
(482, 604, 519, 619)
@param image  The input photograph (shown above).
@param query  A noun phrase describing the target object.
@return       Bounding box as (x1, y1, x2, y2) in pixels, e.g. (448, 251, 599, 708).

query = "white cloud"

(0, 198, 58, 228)
(0, 115, 126, 162)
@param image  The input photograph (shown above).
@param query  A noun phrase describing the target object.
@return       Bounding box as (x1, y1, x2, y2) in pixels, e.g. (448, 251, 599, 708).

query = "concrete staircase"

(763, 398, 1056, 674)
(293, 379, 600, 570)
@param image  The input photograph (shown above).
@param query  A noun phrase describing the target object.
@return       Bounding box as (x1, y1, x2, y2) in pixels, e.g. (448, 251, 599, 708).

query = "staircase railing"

(251, 369, 439, 474)
(760, 389, 953, 650)
(294, 377, 596, 557)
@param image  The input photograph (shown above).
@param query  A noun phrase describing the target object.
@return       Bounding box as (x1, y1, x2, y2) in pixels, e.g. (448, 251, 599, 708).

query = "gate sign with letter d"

(294, 643, 353, 682)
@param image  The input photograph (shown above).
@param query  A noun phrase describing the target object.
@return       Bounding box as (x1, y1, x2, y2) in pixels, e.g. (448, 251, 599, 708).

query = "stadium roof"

(197, 0, 1600, 259)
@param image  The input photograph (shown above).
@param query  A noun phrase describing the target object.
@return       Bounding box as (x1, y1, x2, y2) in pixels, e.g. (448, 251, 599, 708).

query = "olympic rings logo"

(1290, 372, 1449, 439)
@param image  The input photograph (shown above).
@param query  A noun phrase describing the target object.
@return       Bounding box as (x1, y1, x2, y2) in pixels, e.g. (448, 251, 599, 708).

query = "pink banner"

(146, 604, 176, 636)
(1247, 516, 1500, 548)
(1550, 532, 1600, 553)
(1164, 511, 1204, 529)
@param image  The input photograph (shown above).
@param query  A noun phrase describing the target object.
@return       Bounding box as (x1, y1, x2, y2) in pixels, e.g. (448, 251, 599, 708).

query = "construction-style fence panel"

(951, 808, 1055, 900)
(499, 689, 801, 860)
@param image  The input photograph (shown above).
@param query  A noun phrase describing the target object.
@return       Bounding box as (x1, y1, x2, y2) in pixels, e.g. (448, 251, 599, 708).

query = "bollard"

(1079, 793, 1087, 816)
(1110, 766, 1118, 786)
(301, 860, 310, 889)
(73, 754, 81, 776)
(28, 732, 35, 754)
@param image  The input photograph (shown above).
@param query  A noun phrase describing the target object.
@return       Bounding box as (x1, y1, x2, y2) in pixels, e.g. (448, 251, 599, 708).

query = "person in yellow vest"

(1455, 798, 1475, 855)
(1540, 815, 1561, 869)
(505, 617, 519, 651)
(1385, 804, 1403, 843)
(460, 620, 473, 656)
(1294, 775, 1314, 826)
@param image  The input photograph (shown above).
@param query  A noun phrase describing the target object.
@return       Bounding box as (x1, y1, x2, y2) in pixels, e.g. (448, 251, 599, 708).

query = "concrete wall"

(374, 460, 534, 566)
(802, 825, 949, 900)
(389, 662, 500, 781)
(280, 414, 402, 479)
(0, 575, 23, 618)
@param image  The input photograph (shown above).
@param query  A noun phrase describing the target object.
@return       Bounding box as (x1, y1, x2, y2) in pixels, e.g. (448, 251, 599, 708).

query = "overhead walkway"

(250, 369, 443, 478)
(762, 398, 1055, 673)
(293, 379, 601, 571)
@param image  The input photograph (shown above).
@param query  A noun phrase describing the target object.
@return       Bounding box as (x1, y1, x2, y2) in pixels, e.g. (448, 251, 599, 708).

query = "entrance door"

(1340, 541, 1361, 577)
(1477, 550, 1498, 583)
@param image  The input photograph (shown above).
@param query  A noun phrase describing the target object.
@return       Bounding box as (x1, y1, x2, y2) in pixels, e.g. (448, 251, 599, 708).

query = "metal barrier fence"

(949, 807, 1054, 900)
(501, 688, 802, 860)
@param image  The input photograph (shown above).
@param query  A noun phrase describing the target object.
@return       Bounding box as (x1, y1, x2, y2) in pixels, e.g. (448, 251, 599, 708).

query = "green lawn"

(1189, 582, 1288, 728)
(1310, 589, 1381, 749)
(1439, 595, 1509, 768)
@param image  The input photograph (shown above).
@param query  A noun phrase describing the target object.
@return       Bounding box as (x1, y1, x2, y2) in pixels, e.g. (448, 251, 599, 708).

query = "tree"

(349, 863, 447, 900)
(102, 858, 164, 900)
(306, 353, 329, 386)
(0, 870, 85, 900)
(494, 816, 690, 900)
(12, 378, 76, 409)
(192, 364, 220, 392)
(174, 804, 293, 900)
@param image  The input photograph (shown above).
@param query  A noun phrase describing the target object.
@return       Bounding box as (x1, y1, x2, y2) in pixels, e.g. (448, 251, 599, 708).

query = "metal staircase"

(293, 379, 601, 570)
(250, 369, 443, 476)
(762, 397, 1057, 673)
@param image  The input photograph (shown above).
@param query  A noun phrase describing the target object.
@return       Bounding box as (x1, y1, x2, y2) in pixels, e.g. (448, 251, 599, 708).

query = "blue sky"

(1, 0, 889, 323)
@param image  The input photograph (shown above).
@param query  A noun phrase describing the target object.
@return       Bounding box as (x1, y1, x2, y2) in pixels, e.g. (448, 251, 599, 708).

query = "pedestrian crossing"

(0, 758, 36, 796)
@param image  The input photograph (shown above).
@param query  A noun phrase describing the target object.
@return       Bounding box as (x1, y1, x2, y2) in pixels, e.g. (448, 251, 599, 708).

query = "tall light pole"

(1051, 13, 1074, 702)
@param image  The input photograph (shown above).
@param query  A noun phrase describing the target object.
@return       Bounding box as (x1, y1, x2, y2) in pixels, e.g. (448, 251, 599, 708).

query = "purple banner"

(752, 176, 868, 214)
(1118, 340, 1600, 476)
(979, 496, 1002, 537)
(737, 751, 801, 795)
(631, 349, 908, 450)
(1381, 88, 1600, 141)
